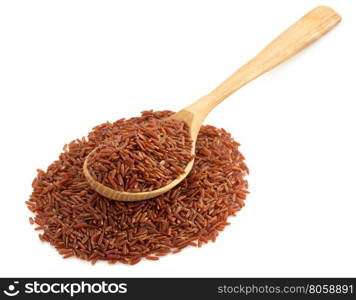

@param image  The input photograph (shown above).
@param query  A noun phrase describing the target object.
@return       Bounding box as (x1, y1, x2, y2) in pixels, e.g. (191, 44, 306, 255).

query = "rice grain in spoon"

(83, 6, 341, 201)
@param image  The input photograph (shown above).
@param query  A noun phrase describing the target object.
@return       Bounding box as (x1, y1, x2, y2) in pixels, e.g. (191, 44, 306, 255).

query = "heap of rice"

(26, 110, 249, 265)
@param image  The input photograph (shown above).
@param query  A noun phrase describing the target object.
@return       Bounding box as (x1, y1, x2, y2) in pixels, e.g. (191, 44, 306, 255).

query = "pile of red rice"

(26, 110, 248, 265)
(86, 118, 193, 192)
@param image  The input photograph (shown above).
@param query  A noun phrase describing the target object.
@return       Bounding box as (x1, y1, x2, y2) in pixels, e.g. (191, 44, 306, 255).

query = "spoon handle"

(185, 6, 341, 137)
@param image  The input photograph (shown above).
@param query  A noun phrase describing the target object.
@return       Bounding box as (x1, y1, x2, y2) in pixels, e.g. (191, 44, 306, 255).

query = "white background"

(0, 0, 355, 277)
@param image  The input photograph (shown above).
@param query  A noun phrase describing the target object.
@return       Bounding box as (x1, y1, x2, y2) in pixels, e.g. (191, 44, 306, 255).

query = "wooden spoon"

(83, 6, 341, 201)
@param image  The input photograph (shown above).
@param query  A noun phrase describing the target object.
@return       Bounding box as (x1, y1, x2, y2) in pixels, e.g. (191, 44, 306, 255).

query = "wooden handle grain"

(184, 6, 341, 128)
(211, 6, 341, 100)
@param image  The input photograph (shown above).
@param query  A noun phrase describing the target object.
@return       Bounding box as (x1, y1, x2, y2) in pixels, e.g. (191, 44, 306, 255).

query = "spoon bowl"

(83, 6, 341, 201)
(83, 141, 196, 201)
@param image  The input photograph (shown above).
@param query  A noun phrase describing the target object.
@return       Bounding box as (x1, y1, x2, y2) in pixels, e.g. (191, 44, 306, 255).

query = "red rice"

(86, 118, 193, 192)
(26, 110, 249, 264)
